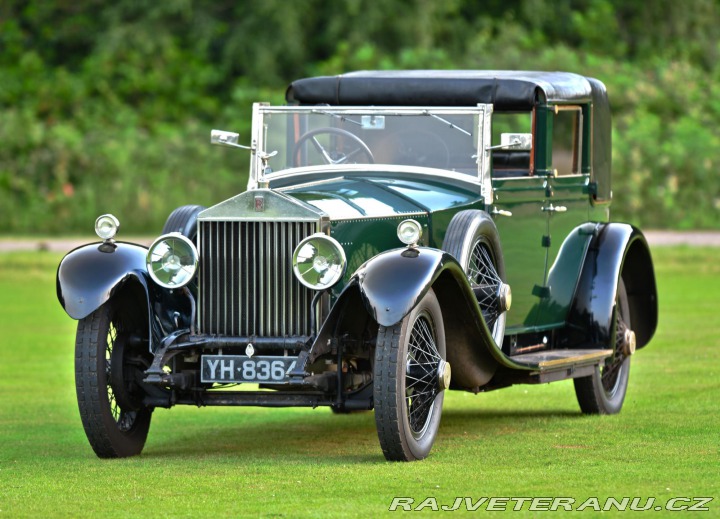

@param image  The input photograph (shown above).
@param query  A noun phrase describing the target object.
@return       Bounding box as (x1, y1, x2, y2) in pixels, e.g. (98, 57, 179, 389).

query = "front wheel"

(374, 289, 448, 461)
(75, 299, 153, 457)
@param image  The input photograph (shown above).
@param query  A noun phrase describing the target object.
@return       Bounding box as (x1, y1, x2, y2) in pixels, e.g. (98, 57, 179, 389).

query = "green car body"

(57, 71, 658, 461)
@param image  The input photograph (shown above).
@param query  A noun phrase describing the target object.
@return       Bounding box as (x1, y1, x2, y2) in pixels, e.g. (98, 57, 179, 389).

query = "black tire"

(574, 278, 632, 414)
(75, 299, 152, 458)
(374, 289, 447, 461)
(161, 205, 206, 241)
(442, 210, 507, 346)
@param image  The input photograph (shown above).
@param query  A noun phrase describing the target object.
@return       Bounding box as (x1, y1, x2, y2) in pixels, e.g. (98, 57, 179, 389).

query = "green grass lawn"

(0, 247, 718, 517)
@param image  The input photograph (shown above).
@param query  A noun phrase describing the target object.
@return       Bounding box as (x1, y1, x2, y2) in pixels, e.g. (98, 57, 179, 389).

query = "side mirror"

(487, 133, 532, 151)
(211, 129, 253, 150)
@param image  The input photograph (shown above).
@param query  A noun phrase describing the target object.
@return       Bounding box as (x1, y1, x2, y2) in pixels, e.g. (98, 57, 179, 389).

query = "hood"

(280, 176, 478, 220)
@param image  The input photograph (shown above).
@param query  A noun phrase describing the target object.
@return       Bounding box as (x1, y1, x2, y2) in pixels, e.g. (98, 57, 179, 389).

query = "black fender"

(304, 247, 532, 391)
(57, 242, 192, 351)
(306, 248, 451, 363)
(535, 223, 597, 326)
(355, 247, 448, 328)
(563, 223, 658, 350)
(57, 242, 150, 320)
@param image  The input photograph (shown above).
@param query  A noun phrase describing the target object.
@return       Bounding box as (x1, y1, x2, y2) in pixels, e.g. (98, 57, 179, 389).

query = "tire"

(574, 278, 632, 415)
(75, 299, 152, 458)
(442, 210, 508, 346)
(374, 289, 447, 461)
(161, 205, 206, 241)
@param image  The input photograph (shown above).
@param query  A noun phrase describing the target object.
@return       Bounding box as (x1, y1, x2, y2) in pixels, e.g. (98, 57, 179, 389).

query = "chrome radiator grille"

(198, 220, 317, 337)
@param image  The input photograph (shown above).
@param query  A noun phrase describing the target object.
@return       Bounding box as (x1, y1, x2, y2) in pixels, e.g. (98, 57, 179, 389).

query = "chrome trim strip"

(267, 164, 483, 186)
(259, 105, 491, 115)
(327, 212, 427, 223)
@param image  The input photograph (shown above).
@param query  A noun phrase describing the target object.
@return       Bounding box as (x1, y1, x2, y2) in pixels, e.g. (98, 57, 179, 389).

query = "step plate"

(511, 349, 613, 371)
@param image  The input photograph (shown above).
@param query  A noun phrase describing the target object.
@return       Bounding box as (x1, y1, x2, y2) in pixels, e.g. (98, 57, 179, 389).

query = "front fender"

(355, 247, 528, 387)
(301, 246, 530, 389)
(56, 242, 150, 320)
(355, 247, 451, 328)
(563, 223, 658, 350)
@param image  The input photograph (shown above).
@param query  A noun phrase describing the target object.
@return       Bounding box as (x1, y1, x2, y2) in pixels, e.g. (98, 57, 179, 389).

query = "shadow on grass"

(442, 409, 581, 421)
(141, 406, 583, 462)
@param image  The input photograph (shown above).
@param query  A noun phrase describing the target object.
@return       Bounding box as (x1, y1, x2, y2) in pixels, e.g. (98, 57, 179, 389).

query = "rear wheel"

(374, 289, 448, 461)
(75, 299, 152, 457)
(574, 278, 633, 414)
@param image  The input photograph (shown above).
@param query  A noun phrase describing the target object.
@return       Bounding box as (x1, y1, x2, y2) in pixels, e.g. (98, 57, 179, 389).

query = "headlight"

(95, 214, 120, 240)
(147, 233, 198, 289)
(397, 219, 422, 246)
(292, 233, 346, 290)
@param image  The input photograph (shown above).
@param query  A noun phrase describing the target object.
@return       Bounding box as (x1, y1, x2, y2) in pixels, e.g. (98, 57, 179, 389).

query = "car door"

(537, 105, 594, 328)
(492, 174, 550, 333)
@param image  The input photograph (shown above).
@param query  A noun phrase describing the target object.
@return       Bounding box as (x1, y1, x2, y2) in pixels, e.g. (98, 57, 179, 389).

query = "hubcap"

(437, 360, 452, 391)
(498, 282, 512, 313)
(621, 328, 636, 356)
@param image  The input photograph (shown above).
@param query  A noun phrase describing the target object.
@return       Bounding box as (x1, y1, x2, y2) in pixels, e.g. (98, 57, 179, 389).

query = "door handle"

(541, 204, 567, 213)
(491, 208, 513, 217)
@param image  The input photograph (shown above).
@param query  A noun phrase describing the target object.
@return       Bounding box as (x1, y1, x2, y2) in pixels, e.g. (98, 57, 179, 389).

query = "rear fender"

(563, 223, 658, 350)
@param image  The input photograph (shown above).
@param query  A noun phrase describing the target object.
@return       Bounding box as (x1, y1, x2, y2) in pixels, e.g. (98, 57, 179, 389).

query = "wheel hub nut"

(498, 283, 512, 313)
(437, 360, 451, 391)
(622, 328, 637, 356)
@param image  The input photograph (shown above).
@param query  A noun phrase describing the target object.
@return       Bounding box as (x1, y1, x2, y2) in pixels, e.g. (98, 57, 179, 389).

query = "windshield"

(256, 106, 484, 176)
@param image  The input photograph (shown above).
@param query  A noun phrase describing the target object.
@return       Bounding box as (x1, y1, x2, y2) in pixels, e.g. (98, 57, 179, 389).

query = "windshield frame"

(249, 103, 494, 203)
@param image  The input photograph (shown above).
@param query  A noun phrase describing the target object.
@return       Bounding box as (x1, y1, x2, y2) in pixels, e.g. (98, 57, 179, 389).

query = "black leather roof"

(286, 70, 599, 110)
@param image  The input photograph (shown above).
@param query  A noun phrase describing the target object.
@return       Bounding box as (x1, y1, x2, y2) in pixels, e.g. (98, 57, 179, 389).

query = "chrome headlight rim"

(397, 218, 423, 246)
(95, 214, 120, 240)
(292, 233, 347, 291)
(146, 232, 199, 289)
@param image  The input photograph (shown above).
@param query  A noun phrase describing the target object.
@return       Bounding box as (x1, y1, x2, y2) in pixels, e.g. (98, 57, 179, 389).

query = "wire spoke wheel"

(374, 289, 447, 461)
(405, 313, 442, 438)
(574, 278, 632, 414)
(105, 322, 138, 432)
(75, 299, 152, 458)
(442, 210, 508, 347)
(467, 241, 504, 336)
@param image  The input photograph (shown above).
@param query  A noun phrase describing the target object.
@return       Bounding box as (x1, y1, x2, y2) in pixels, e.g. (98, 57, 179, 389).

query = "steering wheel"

(389, 130, 450, 169)
(293, 127, 374, 167)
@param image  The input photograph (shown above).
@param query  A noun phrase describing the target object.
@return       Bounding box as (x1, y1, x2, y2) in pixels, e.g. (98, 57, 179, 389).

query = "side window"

(552, 107, 583, 176)
(491, 112, 533, 178)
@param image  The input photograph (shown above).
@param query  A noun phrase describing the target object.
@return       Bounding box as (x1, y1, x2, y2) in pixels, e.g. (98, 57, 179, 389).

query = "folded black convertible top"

(286, 70, 603, 111)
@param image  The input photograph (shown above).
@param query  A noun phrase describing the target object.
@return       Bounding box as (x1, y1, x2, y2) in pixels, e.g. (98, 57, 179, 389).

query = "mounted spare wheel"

(442, 210, 510, 347)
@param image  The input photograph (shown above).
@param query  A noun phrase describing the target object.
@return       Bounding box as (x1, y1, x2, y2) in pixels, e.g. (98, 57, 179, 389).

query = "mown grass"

(0, 247, 718, 517)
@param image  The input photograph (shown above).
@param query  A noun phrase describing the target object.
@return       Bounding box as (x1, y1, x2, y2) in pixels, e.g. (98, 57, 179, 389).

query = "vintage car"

(57, 71, 658, 461)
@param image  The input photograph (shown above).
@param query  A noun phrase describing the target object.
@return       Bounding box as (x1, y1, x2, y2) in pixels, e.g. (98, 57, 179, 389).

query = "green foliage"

(0, 0, 719, 233)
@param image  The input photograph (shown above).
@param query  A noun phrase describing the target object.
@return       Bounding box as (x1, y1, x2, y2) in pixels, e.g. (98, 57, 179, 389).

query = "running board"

(511, 349, 613, 371)
(510, 350, 613, 382)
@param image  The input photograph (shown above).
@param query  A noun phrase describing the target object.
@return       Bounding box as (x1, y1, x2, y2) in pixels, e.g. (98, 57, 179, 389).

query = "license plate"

(201, 355, 298, 384)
